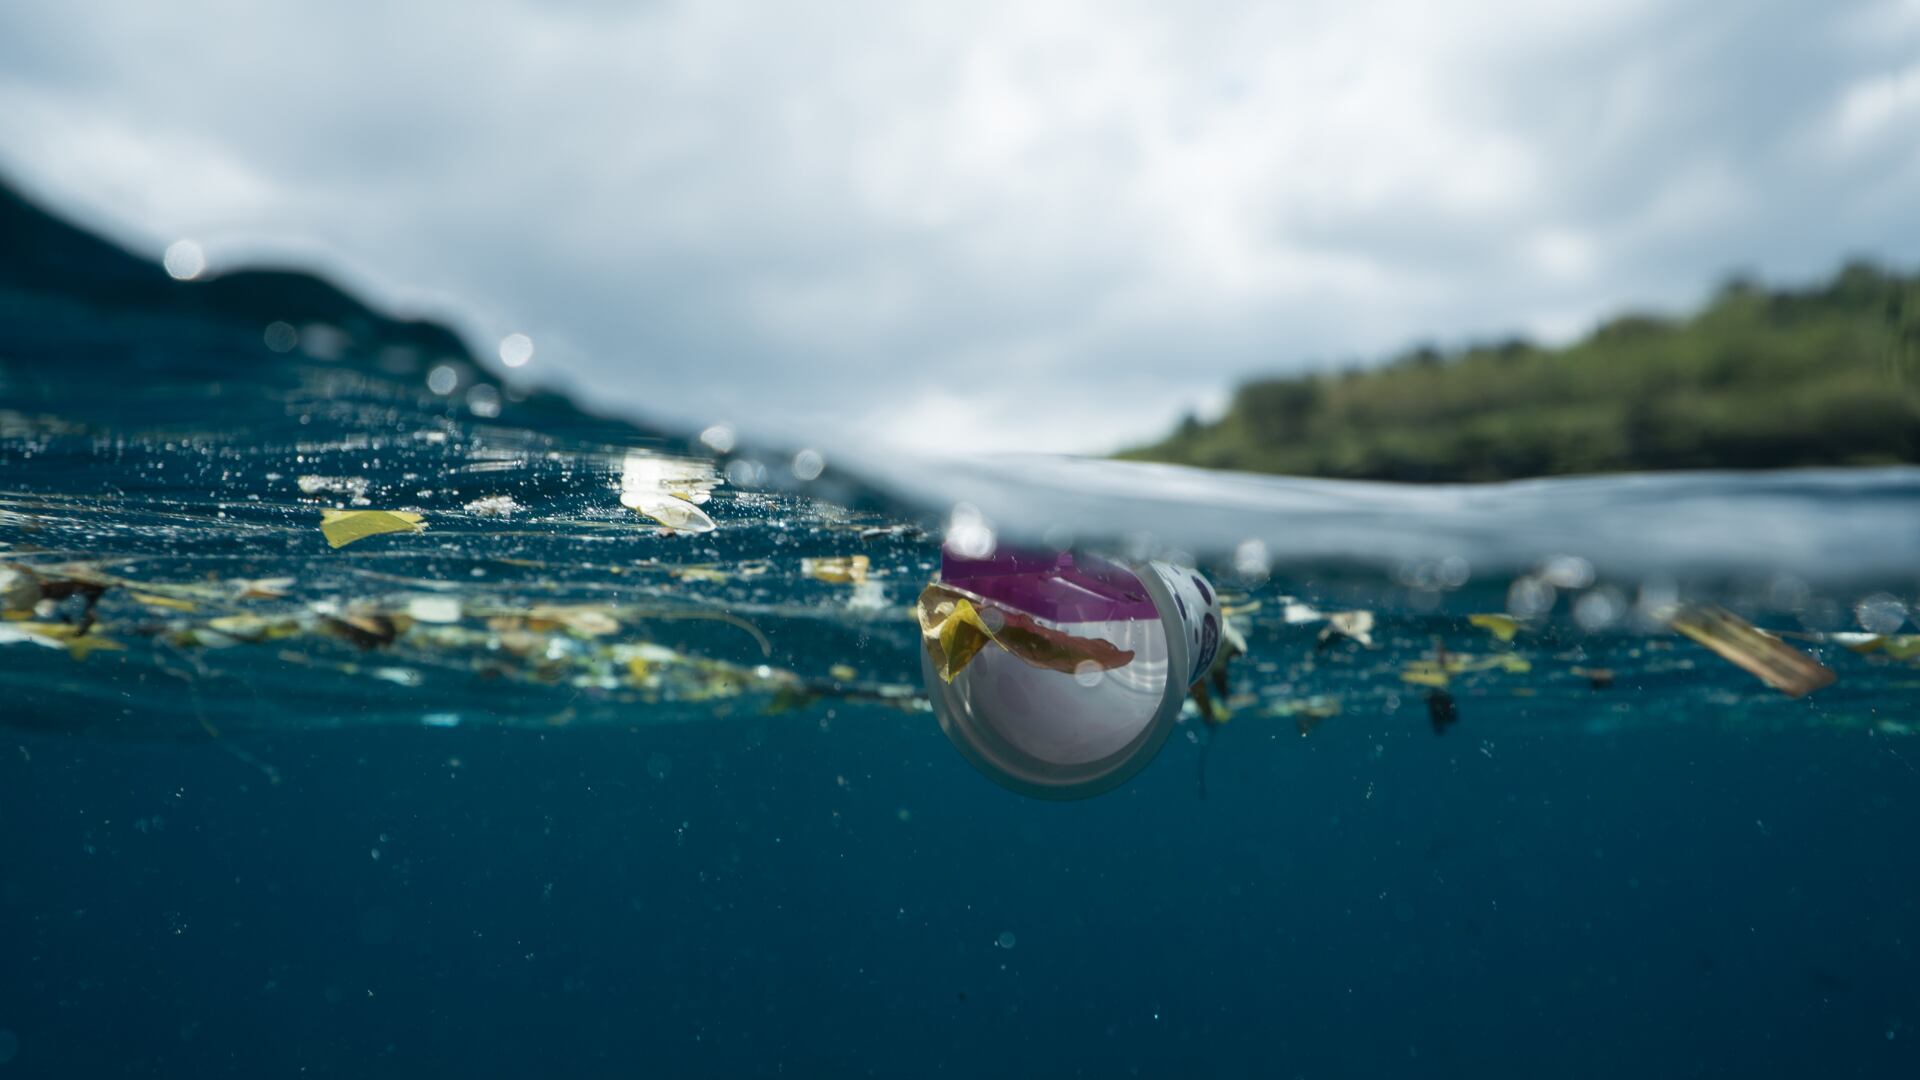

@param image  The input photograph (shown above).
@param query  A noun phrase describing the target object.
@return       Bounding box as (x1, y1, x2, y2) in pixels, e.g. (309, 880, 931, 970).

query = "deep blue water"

(4, 180, 1920, 1077)
(6, 710, 1919, 1076)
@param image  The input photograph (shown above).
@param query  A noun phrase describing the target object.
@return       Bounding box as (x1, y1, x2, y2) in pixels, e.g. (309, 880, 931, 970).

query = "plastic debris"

(1319, 610, 1376, 648)
(916, 583, 1135, 684)
(1468, 613, 1521, 643)
(1831, 633, 1920, 662)
(320, 509, 425, 549)
(1269, 696, 1342, 737)
(803, 555, 870, 585)
(619, 451, 719, 534)
(622, 491, 716, 534)
(1665, 603, 1836, 698)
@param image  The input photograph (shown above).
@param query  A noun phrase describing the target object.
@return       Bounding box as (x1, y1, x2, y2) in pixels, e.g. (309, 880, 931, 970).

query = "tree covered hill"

(1122, 262, 1920, 482)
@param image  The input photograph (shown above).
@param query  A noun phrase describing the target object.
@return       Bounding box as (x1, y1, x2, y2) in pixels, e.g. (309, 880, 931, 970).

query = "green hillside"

(1122, 262, 1920, 481)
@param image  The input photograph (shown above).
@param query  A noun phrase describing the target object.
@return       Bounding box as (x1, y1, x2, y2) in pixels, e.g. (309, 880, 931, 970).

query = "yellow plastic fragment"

(622, 492, 717, 534)
(1398, 651, 1531, 688)
(1468, 613, 1521, 643)
(320, 509, 425, 549)
(1666, 603, 1835, 698)
(1839, 634, 1920, 662)
(131, 591, 197, 612)
(6, 621, 122, 659)
(803, 555, 870, 585)
(916, 584, 1135, 684)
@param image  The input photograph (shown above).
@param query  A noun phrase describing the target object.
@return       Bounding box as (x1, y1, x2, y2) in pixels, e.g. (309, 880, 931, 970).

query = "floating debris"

(231, 577, 294, 600)
(623, 491, 716, 533)
(298, 475, 371, 502)
(1665, 603, 1836, 698)
(916, 583, 1134, 684)
(1270, 696, 1342, 737)
(464, 495, 523, 517)
(0, 566, 40, 612)
(1399, 649, 1530, 688)
(803, 555, 870, 585)
(1318, 610, 1376, 649)
(619, 451, 719, 534)
(1571, 666, 1616, 689)
(1830, 633, 1920, 663)
(320, 509, 425, 549)
(1468, 613, 1522, 643)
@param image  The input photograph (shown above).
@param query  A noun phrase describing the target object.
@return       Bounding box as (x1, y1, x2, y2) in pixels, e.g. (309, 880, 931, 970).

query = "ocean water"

(5, 192, 1920, 1077)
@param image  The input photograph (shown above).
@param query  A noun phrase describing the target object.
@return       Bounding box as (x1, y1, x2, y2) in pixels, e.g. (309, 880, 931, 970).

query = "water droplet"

(162, 240, 205, 281)
(699, 424, 736, 453)
(498, 333, 534, 368)
(427, 365, 459, 395)
(1073, 661, 1105, 688)
(465, 384, 501, 419)
(996, 931, 1017, 950)
(791, 448, 825, 481)
(945, 503, 996, 559)
(262, 321, 299, 353)
(1856, 593, 1910, 635)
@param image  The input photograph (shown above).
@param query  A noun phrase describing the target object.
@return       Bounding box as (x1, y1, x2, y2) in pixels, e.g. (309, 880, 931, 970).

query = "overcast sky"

(3, 0, 1919, 454)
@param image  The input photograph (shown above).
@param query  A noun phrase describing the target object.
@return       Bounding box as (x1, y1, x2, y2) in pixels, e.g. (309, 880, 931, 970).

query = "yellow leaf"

(320, 509, 425, 549)
(1468, 613, 1521, 643)
(829, 664, 858, 681)
(1399, 661, 1451, 688)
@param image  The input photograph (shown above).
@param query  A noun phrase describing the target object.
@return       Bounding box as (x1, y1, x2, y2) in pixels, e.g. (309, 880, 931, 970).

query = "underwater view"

(4, 175, 1920, 1077)
(7, 1, 1920, 1072)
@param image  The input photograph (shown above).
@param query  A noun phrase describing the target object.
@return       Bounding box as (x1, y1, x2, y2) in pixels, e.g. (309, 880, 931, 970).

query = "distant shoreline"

(1120, 261, 1919, 483)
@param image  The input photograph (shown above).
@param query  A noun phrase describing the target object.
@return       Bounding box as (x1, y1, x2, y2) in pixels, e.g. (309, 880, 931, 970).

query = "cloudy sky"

(3, 0, 1919, 454)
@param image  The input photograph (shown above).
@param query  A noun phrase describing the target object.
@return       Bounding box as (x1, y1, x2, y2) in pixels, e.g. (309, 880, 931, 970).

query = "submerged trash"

(1468, 613, 1522, 643)
(920, 548, 1227, 800)
(1665, 603, 1836, 698)
(1270, 696, 1342, 737)
(916, 584, 1135, 684)
(1318, 610, 1376, 649)
(803, 555, 871, 585)
(1426, 689, 1459, 734)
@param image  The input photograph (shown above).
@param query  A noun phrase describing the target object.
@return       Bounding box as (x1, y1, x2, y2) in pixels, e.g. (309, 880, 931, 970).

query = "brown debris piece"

(1666, 603, 1835, 698)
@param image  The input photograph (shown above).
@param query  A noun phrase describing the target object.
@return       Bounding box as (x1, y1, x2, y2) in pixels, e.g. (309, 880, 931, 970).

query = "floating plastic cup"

(921, 546, 1223, 800)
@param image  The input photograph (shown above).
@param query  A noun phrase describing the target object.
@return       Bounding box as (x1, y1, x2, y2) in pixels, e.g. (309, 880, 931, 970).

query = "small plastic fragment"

(1468, 613, 1521, 643)
(320, 509, 425, 549)
(916, 584, 1135, 684)
(622, 492, 716, 534)
(1319, 611, 1375, 648)
(803, 555, 870, 585)
(1665, 603, 1835, 698)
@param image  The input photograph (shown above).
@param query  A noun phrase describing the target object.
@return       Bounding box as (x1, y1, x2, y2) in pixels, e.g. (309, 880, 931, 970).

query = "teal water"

(3, 182, 1919, 1076)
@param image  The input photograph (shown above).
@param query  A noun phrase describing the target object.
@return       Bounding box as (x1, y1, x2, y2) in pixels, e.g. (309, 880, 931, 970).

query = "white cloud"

(0, 0, 1916, 454)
